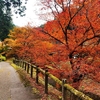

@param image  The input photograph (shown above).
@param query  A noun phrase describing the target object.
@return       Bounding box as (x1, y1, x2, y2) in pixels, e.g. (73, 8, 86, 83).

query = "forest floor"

(7, 60, 100, 100)
(11, 62, 62, 100)
(79, 77, 100, 100)
(11, 60, 100, 100)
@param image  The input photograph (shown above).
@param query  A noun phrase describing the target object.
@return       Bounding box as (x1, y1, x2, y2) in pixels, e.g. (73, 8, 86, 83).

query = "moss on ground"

(11, 63, 31, 87)
(0, 55, 6, 61)
(10, 63, 61, 100)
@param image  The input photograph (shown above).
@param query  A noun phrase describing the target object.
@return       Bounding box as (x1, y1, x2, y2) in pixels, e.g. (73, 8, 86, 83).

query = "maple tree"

(5, 0, 100, 92)
(39, 0, 100, 86)
(5, 26, 58, 67)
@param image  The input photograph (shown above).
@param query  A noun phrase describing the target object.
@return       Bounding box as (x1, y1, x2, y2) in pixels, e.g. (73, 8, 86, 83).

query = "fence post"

(25, 62, 26, 70)
(18, 60, 20, 66)
(45, 69, 48, 94)
(36, 66, 39, 84)
(16, 60, 17, 65)
(13, 59, 14, 63)
(15, 59, 16, 64)
(22, 61, 24, 68)
(14, 59, 15, 64)
(13, 59, 15, 64)
(17, 60, 18, 66)
(62, 79, 66, 100)
(20, 60, 22, 67)
(19, 60, 21, 67)
(27, 63, 30, 73)
(31, 65, 33, 78)
(16, 59, 18, 65)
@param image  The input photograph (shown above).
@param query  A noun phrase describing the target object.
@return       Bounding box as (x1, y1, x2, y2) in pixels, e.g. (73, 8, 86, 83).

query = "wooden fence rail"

(13, 59, 93, 100)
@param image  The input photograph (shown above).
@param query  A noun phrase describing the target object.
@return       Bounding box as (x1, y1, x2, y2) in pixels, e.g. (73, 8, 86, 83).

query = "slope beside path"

(0, 62, 41, 100)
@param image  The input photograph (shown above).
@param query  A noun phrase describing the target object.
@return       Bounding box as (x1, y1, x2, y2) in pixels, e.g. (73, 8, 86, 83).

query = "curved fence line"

(13, 59, 93, 100)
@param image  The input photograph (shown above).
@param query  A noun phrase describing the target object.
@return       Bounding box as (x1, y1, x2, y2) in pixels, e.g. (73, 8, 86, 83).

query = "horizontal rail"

(13, 59, 93, 100)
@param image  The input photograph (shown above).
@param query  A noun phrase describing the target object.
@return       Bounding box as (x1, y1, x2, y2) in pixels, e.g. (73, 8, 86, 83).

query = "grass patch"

(0, 54, 6, 61)
(11, 63, 30, 87)
(10, 61, 62, 100)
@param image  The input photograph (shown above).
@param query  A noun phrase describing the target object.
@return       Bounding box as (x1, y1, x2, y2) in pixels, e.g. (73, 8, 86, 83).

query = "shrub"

(0, 55, 6, 61)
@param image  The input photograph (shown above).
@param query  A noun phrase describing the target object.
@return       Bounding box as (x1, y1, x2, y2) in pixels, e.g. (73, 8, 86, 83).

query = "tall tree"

(0, 0, 27, 40)
(40, 0, 100, 65)
(39, 0, 100, 83)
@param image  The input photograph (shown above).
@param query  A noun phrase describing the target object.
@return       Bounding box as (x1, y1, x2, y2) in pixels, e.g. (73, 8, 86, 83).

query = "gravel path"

(0, 62, 41, 100)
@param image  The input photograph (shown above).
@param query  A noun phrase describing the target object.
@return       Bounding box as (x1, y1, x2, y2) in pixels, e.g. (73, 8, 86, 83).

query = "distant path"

(0, 62, 41, 100)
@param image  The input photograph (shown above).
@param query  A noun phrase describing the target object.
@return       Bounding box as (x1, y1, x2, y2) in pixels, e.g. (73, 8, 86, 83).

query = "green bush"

(0, 55, 6, 61)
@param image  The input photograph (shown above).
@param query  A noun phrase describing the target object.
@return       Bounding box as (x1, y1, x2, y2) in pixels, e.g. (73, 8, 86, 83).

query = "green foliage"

(0, 55, 6, 61)
(0, 0, 26, 16)
(0, 0, 27, 40)
(0, 43, 9, 57)
(0, 47, 3, 53)
(0, 2, 14, 40)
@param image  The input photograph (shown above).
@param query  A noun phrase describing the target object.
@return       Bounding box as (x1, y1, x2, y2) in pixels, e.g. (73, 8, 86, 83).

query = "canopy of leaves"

(0, 0, 27, 40)
(4, 0, 100, 96)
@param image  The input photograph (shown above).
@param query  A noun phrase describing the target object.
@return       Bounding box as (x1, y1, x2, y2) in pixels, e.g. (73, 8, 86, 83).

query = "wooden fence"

(13, 59, 93, 100)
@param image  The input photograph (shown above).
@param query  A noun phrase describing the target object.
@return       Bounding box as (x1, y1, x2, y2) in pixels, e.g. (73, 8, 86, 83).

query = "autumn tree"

(4, 26, 33, 58)
(39, 0, 100, 85)
(5, 0, 100, 90)
(5, 26, 59, 67)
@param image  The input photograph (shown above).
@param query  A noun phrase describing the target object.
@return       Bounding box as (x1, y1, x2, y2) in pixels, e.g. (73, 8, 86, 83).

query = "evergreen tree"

(0, 0, 26, 40)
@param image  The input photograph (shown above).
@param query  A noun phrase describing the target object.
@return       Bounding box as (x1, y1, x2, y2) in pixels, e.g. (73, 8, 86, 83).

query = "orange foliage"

(40, 0, 100, 88)
(5, 0, 100, 90)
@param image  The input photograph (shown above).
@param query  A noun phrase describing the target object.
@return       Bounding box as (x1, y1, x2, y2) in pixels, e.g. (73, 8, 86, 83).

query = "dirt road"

(0, 62, 41, 100)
